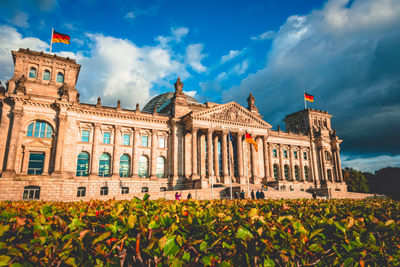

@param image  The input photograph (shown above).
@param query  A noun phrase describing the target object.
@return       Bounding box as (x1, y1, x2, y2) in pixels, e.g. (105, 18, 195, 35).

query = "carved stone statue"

(76, 93, 80, 102)
(96, 97, 101, 107)
(58, 83, 70, 99)
(247, 93, 256, 110)
(174, 77, 183, 95)
(136, 103, 140, 112)
(153, 105, 158, 114)
(117, 100, 121, 109)
(16, 75, 27, 94)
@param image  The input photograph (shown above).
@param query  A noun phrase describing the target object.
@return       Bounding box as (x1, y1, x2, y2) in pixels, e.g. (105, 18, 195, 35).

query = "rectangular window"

(23, 186, 40, 200)
(81, 130, 90, 142)
(77, 187, 86, 197)
(103, 132, 111, 144)
(294, 151, 298, 159)
(273, 149, 277, 157)
(303, 152, 308, 160)
(121, 187, 129, 194)
(141, 135, 148, 147)
(283, 150, 288, 158)
(123, 134, 130, 145)
(159, 137, 165, 148)
(27, 152, 45, 175)
(100, 187, 108, 196)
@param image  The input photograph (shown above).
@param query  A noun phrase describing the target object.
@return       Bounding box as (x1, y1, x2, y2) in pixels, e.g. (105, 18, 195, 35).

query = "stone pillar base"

(239, 175, 247, 185)
(200, 179, 209, 189)
(191, 174, 199, 180)
(1, 170, 16, 178)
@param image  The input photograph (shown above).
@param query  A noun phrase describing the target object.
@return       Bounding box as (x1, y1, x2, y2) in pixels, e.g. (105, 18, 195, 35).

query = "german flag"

(304, 92, 314, 102)
(52, 31, 70, 44)
(245, 133, 258, 152)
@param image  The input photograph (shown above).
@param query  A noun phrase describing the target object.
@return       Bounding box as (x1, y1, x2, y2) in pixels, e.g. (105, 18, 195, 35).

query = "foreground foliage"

(0, 197, 400, 266)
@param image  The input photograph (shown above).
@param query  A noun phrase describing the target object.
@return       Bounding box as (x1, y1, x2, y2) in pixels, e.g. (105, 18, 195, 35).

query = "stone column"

(310, 141, 319, 186)
(3, 110, 24, 175)
(132, 127, 140, 178)
(237, 132, 245, 184)
(213, 134, 219, 182)
(299, 147, 304, 182)
(199, 132, 206, 179)
(0, 104, 11, 172)
(289, 146, 295, 182)
(21, 147, 29, 174)
(263, 138, 269, 183)
(42, 150, 50, 175)
(150, 129, 158, 179)
(335, 147, 343, 182)
(279, 145, 284, 180)
(111, 126, 121, 178)
(319, 149, 326, 181)
(222, 131, 229, 183)
(89, 123, 100, 177)
(191, 127, 198, 180)
(207, 129, 213, 183)
(170, 122, 178, 180)
(268, 144, 273, 179)
(52, 115, 67, 175)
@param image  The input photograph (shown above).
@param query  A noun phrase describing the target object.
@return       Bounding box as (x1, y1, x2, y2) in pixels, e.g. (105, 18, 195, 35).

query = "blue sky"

(1, 0, 400, 172)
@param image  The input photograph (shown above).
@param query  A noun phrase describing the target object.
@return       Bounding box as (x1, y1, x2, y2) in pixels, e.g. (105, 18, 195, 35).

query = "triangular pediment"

(23, 139, 52, 149)
(191, 101, 272, 128)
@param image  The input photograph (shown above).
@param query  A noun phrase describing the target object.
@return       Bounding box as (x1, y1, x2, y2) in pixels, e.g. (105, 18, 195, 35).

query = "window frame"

(156, 156, 165, 178)
(23, 186, 40, 200)
(303, 151, 308, 160)
(29, 67, 37, 78)
(27, 121, 53, 138)
(123, 133, 130, 146)
(81, 130, 90, 142)
(77, 187, 86, 197)
(138, 155, 149, 178)
(103, 132, 111, 144)
(100, 186, 108, 196)
(273, 148, 277, 158)
(294, 151, 298, 159)
(119, 154, 130, 177)
(43, 69, 51, 81)
(273, 164, 279, 180)
(141, 135, 149, 147)
(76, 152, 90, 177)
(121, 187, 129, 194)
(56, 72, 64, 83)
(99, 153, 111, 177)
(283, 150, 288, 158)
(159, 136, 166, 148)
(27, 152, 45, 175)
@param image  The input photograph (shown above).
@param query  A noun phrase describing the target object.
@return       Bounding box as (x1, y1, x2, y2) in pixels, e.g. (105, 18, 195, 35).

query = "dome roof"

(142, 92, 198, 114)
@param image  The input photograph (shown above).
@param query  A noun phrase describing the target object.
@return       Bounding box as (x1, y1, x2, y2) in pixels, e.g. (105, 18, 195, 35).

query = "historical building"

(0, 49, 346, 201)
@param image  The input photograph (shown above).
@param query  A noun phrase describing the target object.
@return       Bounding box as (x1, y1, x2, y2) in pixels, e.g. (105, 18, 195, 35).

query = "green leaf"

(202, 255, 212, 266)
(182, 252, 190, 262)
(93, 232, 111, 245)
(263, 258, 276, 267)
(0, 255, 10, 265)
(222, 241, 234, 249)
(158, 236, 167, 250)
(127, 214, 136, 229)
(309, 243, 323, 253)
(236, 226, 254, 241)
(384, 219, 395, 226)
(0, 225, 10, 237)
(334, 222, 346, 234)
(200, 241, 208, 252)
(164, 236, 179, 256)
(65, 257, 77, 267)
(143, 193, 150, 201)
(148, 221, 159, 229)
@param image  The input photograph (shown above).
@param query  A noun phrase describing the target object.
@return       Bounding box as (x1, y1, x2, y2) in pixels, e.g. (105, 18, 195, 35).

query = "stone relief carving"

(209, 107, 252, 124)
(16, 75, 27, 94)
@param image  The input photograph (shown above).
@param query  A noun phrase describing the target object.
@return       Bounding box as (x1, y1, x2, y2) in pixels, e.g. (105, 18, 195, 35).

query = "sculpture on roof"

(174, 77, 184, 95)
(15, 75, 27, 94)
(247, 93, 256, 110)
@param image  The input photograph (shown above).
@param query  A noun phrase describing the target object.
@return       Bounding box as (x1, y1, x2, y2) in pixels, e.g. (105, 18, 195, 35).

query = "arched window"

(304, 166, 309, 181)
(99, 153, 111, 177)
(43, 70, 51, 81)
(156, 156, 165, 178)
(23, 186, 40, 200)
(29, 67, 37, 78)
(295, 165, 300, 181)
(273, 164, 279, 181)
(138, 155, 149, 178)
(27, 121, 53, 138)
(327, 169, 333, 182)
(76, 152, 89, 177)
(141, 187, 149, 193)
(56, 72, 64, 83)
(119, 154, 130, 177)
(284, 165, 289, 180)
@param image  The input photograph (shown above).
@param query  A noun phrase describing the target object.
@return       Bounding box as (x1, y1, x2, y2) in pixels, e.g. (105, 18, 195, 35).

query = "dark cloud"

(223, 0, 400, 155)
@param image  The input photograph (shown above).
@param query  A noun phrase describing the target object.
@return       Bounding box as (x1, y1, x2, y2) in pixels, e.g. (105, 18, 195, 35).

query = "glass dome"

(142, 92, 198, 114)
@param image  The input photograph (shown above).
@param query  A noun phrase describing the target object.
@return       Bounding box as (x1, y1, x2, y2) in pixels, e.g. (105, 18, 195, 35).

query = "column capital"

(93, 123, 101, 129)
(192, 127, 199, 133)
(13, 109, 24, 118)
(114, 125, 121, 131)
(133, 127, 141, 132)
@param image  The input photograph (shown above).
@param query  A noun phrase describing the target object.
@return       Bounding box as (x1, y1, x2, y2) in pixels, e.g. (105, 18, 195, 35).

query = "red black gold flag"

(304, 92, 314, 102)
(245, 133, 258, 152)
(52, 31, 70, 44)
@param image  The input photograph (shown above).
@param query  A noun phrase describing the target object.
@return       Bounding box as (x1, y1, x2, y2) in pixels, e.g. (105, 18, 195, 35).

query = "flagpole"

(304, 90, 307, 110)
(244, 134, 250, 198)
(211, 128, 214, 200)
(49, 28, 54, 54)
(228, 132, 233, 200)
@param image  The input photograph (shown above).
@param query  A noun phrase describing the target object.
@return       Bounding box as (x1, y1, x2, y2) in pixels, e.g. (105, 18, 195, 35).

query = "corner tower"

(6, 48, 81, 102)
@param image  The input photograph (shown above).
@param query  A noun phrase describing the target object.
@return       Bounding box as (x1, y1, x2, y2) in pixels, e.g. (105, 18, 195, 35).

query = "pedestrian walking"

(187, 192, 192, 199)
(175, 192, 181, 200)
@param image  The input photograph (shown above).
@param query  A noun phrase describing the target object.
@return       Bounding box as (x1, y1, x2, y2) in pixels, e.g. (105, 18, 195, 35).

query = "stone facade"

(0, 49, 347, 201)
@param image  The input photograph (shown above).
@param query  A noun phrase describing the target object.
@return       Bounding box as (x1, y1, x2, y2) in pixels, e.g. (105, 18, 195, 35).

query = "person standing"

(260, 190, 265, 199)
(240, 190, 245, 199)
(256, 190, 260, 199)
(251, 190, 255, 199)
(234, 191, 239, 199)
(175, 192, 181, 200)
(187, 192, 192, 199)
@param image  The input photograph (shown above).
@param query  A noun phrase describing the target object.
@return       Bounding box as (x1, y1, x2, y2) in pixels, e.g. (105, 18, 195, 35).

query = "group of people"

(251, 189, 265, 200)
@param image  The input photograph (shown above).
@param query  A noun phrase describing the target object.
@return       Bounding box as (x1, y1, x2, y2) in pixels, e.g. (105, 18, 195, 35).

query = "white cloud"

(185, 43, 207, 73)
(221, 50, 240, 63)
(156, 27, 189, 46)
(0, 26, 48, 81)
(342, 154, 400, 172)
(124, 11, 135, 20)
(232, 60, 249, 75)
(77, 33, 188, 108)
(251, 30, 275, 40)
(183, 90, 197, 98)
(7, 11, 29, 28)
